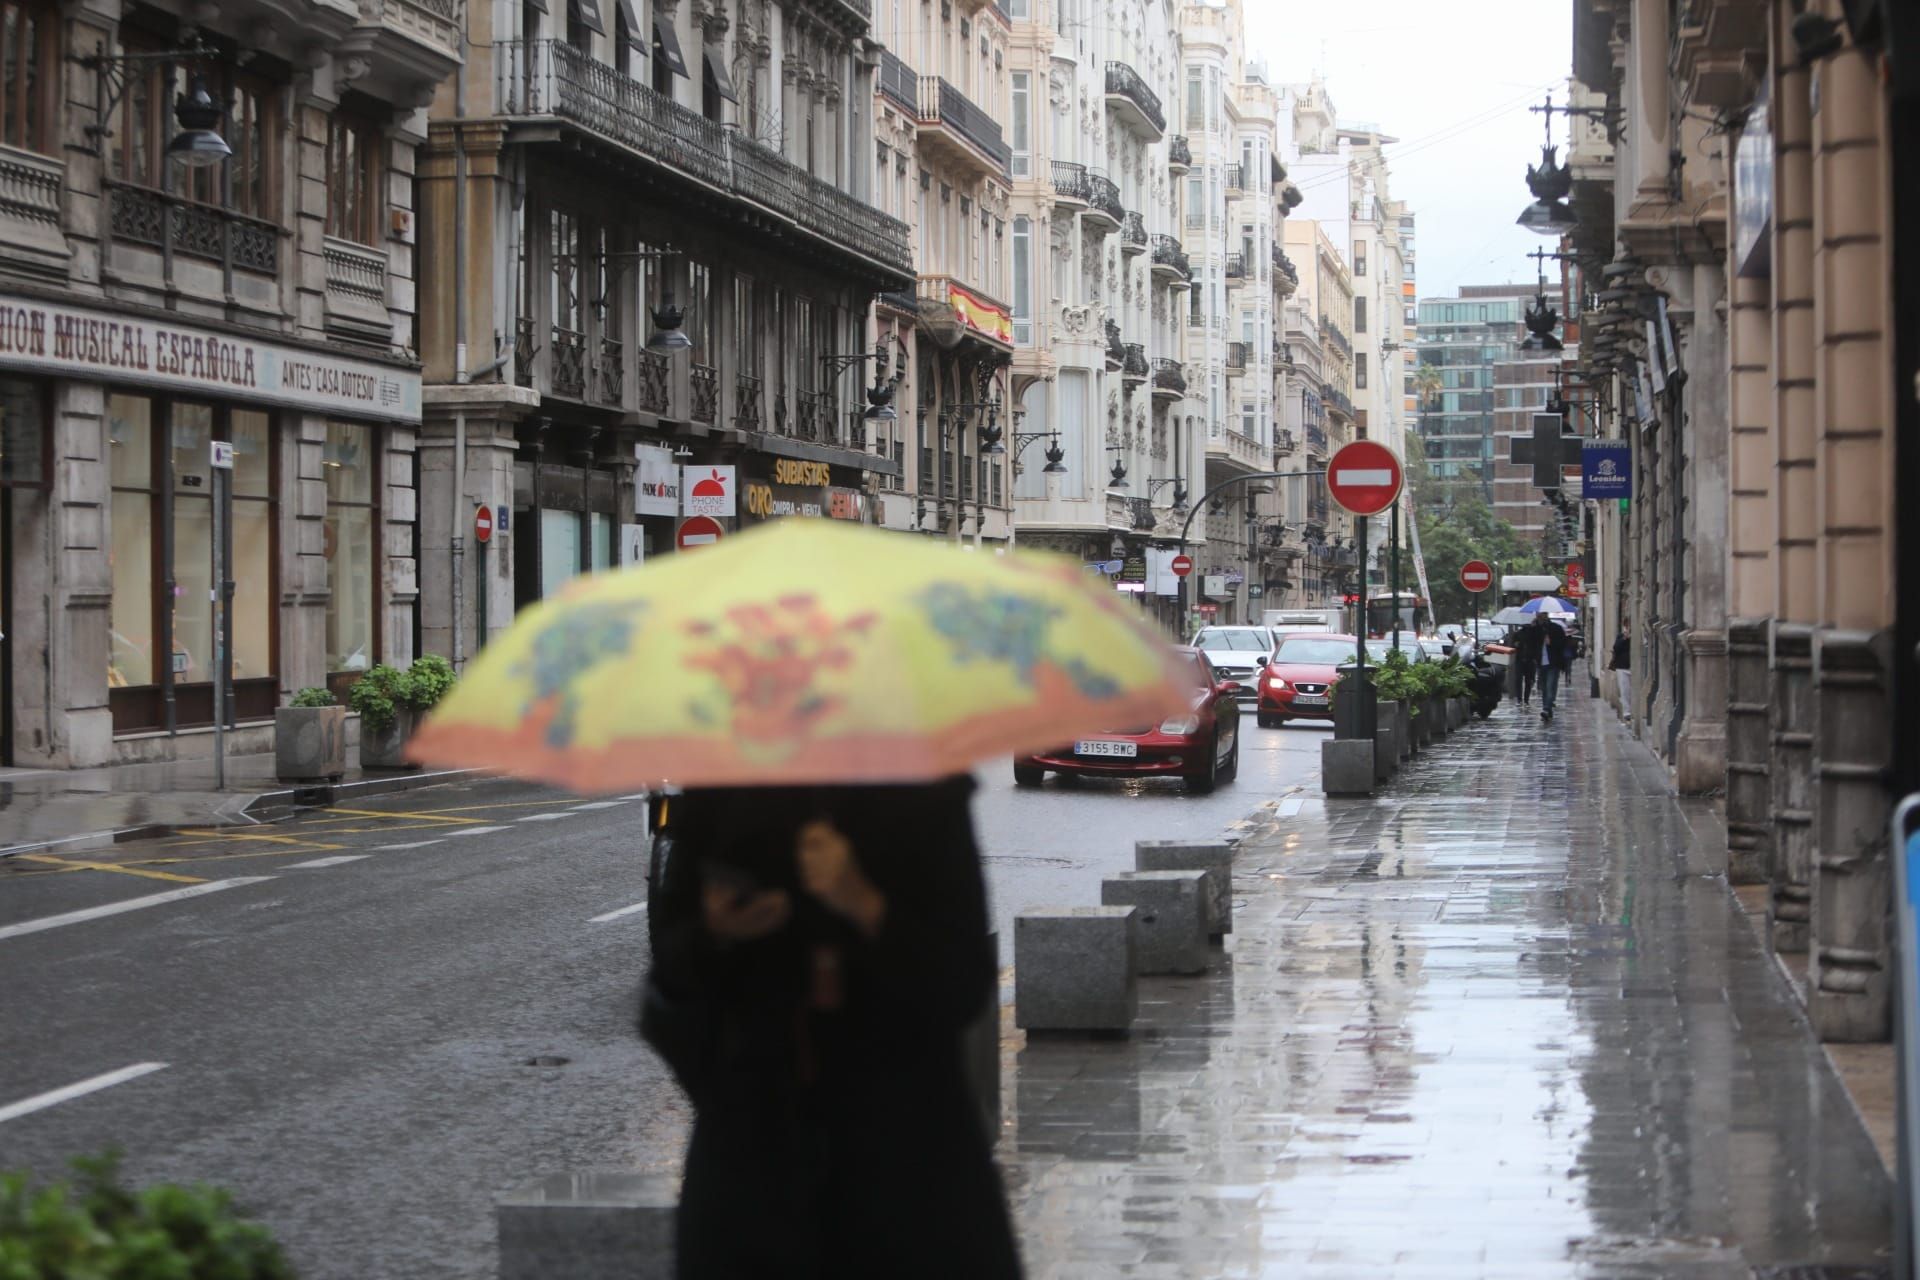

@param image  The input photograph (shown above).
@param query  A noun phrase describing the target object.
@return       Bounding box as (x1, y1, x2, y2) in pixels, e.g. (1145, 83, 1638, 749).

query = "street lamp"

(1012, 431, 1067, 475)
(78, 36, 232, 166)
(1515, 96, 1577, 236)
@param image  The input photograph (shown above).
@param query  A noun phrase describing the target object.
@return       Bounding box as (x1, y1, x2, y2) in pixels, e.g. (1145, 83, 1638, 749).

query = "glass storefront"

(107, 393, 278, 731)
(324, 421, 378, 677)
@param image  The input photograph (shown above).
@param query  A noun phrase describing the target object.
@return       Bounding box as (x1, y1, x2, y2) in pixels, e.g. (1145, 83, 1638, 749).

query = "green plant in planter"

(1368, 649, 1424, 712)
(406, 654, 456, 714)
(348, 664, 414, 735)
(0, 1150, 293, 1280)
(1433, 657, 1473, 700)
(288, 686, 336, 709)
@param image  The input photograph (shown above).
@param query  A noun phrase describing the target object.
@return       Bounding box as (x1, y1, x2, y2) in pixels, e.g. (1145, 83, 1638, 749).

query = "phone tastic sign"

(1325, 440, 1403, 517)
(682, 466, 737, 517)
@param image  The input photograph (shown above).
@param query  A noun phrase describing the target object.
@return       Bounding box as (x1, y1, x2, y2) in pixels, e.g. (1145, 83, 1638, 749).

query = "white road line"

(589, 900, 649, 923)
(515, 812, 575, 822)
(0, 878, 274, 944)
(441, 826, 511, 838)
(1278, 798, 1305, 817)
(615, 793, 652, 801)
(569, 801, 630, 811)
(372, 839, 446, 851)
(0, 1063, 169, 1125)
(282, 855, 370, 869)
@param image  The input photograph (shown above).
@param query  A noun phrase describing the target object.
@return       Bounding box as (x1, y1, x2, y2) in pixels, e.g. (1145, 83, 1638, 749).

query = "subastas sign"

(0, 295, 421, 423)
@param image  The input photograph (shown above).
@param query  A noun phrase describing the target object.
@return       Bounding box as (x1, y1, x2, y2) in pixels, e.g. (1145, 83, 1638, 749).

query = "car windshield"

(1193, 629, 1269, 651)
(1275, 638, 1355, 665)
(1367, 640, 1425, 661)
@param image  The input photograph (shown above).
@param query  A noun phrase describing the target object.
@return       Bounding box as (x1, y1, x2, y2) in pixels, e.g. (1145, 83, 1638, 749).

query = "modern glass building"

(1414, 285, 1533, 497)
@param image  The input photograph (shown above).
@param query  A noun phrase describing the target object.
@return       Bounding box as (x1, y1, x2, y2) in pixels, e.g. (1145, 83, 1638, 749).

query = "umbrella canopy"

(408, 520, 1192, 792)
(1491, 597, 1576, 626)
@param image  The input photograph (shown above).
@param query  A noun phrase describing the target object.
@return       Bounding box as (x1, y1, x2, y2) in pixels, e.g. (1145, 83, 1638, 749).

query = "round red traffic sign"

(676, 515, 725, 551)
(1325, 440, 1404, 517)
(474, 505, 493, 544)
(1460, 560, 1493, 593)
(1170, 554, 1194, 578)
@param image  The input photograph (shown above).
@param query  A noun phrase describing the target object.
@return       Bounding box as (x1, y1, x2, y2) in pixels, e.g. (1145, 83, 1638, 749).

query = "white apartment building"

(1003, 0, 1189, 630)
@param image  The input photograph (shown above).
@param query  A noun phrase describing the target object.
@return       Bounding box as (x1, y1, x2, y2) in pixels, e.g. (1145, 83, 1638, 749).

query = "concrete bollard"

(1134, 839, 1234, 941)
(1321, 738, 1374, 796)
(1014, 907, 1138, 1032)
(1100, 871, 1210, 974)
(1375, 711, 1400, 782)
(498, 1171, 676, 1280)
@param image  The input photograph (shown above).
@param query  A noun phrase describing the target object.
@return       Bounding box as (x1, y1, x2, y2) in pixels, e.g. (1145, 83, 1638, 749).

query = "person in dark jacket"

(1536, 616, 1573, 722)
(644, 778, 1023, 1280)
(1608, 621, 1631, 718)
(1512, 622, 1541, 705)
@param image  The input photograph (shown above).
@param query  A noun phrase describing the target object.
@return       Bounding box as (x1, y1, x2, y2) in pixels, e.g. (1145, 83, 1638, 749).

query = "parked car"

(1256, 633, 1357, 728)
(1014, 648, 1241, 794)
(1187, 625, 1274, 700)
(1367, 636, 1433, 664)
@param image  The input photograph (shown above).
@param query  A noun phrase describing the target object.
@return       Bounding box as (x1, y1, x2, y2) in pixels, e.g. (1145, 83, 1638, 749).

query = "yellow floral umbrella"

(408, 519, 1192, 792)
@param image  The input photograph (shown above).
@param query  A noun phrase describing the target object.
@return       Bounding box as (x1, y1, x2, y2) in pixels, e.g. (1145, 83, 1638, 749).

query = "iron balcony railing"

(1152, 357, 1186, 394)
(1305, 423, 1328, 451)
(1122, 342, 1149, 380)
(551, 326, 586, 399)
(1151, 233, 1191, 278)
(1051, 160, 1091, 204)
(1223, 163, 1244, 192)
(1121, 210, 1147, 252)
(1128, 496, 1157, 531)
(1224, 251, 1246, 280)
(1272, 243, 1299, 284)
(496, 39, 910, 276)
(916, 74, 1013, 177)
(1103, 61, 1165, 134)
(690, 363, 718, 424)
(1087, 170, 1124, 224)
(878, 50, 916, 114)
(1104, 318, 1124, 368)
(1321, 315, 1351, 357)
(1225, 341, 1247, 372)
(1168, 135, 1192, 169)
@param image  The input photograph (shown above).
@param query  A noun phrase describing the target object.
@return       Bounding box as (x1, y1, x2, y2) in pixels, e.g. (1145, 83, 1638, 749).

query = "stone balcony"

(1168, 135, 1191, 173)
(1104, 61, 1165, 140)
(354, 0, 463, 82)
(1151, 357, 1186, 400)
(495, 39, 911, 283)
(1121, 210, 1147, 255)
(1150, 233, 1191, 285)
(0, 144, 69, 283)
(916, 74, 1012, 181)
(322, 236, 394, 347)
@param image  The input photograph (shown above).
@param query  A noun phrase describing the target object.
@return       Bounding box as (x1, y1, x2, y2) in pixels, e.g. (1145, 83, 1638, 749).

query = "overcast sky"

(1244, 0, 1573, 300)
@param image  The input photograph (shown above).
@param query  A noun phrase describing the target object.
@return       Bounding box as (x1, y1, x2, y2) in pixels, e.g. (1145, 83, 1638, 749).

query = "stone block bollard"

(1134, 839, 1234, 941)
(1321, 738, 1374, 796)
(498, 1171, 676, 1280)
(1374, 714, 1397, 783)
(1100, 871, 1210, 974)
(1014, 907, 1138, 1032)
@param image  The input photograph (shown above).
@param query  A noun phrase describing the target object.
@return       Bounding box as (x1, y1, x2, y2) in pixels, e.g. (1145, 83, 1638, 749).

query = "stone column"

(1629, 0, 1672, 200)
(1806, 25, 1895, 1041)
(1726, 262, 1775, 882)
(279, 417, 330, 696)
(1769, 2, 1818, 952)
(1675, 262, 1729, 794)
(382, 425, 420, 666)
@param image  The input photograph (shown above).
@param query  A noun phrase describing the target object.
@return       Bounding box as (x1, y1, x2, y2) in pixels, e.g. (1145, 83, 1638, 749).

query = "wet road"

(0, 710, 1325, 1278)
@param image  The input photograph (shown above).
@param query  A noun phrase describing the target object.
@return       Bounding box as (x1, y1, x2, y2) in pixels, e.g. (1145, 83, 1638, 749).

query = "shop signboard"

(0, 294, 420, 422)
(636, 445, 680, 516)
(1582, 441, 1631, 499)
(683, 465, 737, 517)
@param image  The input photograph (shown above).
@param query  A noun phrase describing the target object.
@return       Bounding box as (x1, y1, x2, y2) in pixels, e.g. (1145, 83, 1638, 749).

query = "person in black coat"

(644, 777, 1023, 1280)
(1536, 616, 1574, 721)
(1511, 622, 1542, 705)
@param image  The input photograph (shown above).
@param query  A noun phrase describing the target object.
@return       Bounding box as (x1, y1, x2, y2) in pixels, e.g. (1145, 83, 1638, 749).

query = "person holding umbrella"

(409, 520, 1193, 1280)
(1535, 614, 1574, 722)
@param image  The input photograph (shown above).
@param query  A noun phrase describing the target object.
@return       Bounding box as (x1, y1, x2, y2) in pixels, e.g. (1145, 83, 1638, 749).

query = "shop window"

(107, 394, 278, 732)
(324, 421, 379, 677)
(325, 110, 384, 246)
(0, 0, 57, 155)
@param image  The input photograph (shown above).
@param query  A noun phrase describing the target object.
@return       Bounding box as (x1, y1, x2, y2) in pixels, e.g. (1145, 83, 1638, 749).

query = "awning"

(652, 15, 689, 78)
(571, 0, 606, 35)
(703, 43, 739, 104)
(614, 0, 641, 44)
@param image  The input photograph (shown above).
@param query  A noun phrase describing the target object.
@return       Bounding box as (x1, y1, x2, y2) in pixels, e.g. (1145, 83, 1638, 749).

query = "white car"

(1188, 625, 1275, 699)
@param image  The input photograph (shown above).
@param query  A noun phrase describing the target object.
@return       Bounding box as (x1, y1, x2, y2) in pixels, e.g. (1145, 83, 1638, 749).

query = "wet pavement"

(998, 694, 1891, 1279)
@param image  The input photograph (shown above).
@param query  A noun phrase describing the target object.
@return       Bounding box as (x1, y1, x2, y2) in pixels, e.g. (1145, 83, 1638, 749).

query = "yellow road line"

(172, 829, 344, 846)
(15, 855, 206, 884)
(319, 807, 491, 826)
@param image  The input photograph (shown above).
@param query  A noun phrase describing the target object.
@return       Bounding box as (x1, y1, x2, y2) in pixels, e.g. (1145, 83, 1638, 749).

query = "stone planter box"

(1413, 702, 1433, 749)
(1394, 701, 1412, 761)
(359, 707, 419, 771)
(276, 705, 347, 783)
(1430, 696, 1447, 736)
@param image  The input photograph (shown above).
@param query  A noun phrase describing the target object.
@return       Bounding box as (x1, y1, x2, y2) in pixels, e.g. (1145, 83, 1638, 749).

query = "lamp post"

(77, 36, 233, 167)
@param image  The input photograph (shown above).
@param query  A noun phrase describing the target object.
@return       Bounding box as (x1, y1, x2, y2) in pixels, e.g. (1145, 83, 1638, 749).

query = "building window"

(323, 421, 380, 679)
(107, 394, 278, 733)
(325, 111, 383, 245)
(114, 51, 280, 219)
(0, 0, 57, 155)
(1186, 69, 1202, 129)
(1354, 297, 1367, 333)
(1355, 362, 1368, 390)
(1354, 242, 1367, 276)
(1012, 216, 1031, 344)
(1010, 71, 1030, 178)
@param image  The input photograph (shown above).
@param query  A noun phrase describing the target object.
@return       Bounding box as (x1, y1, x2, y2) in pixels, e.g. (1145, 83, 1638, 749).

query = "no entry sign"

(1170, 554, 1194, 578)
(676, 515, 725, 550)
(474, 505, 493, 543)
(1460, 560, 1493, 593)
(1325, 440, 1404, 517)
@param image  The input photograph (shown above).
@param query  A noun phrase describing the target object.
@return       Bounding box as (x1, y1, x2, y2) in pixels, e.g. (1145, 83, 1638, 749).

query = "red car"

(1014, 648, 1241, 794)
(1256, 632, 1357, 728)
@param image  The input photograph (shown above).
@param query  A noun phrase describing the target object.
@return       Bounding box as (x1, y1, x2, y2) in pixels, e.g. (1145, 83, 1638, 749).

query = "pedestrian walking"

(1513, 623, 1541, 705)
(1537, 616, 1573, 722)
(1609, 621, 1631, 718)
(643, 779, 1024, 1280)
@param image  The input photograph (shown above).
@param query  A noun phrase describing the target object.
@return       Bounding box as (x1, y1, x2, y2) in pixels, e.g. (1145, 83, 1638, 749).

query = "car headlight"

(1159, 714, 1201, 735)
(1265, 675, 1289, 691)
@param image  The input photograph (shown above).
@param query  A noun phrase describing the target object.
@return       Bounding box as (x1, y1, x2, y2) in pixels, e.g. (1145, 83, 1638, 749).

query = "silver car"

(1189, 625, 1275, 699)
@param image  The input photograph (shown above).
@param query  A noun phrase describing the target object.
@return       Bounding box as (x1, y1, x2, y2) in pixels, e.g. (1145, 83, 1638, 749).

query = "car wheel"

(1185, 735, 1220, 795)
(1219, 729, 1240, 782)
(1256, 711, 1278, 729)
(1013, 763, 1046, 788)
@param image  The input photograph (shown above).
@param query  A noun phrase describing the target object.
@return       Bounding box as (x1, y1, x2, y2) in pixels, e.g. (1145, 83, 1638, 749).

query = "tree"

(1403, 429, 1542, 624)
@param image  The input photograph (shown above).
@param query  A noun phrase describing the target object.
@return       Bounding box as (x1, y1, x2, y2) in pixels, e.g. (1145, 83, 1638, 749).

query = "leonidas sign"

(0, 295, 421, 423)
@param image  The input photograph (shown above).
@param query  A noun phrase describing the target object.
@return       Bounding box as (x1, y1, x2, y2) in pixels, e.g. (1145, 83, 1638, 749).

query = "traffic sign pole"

(474, 505, 493, 652)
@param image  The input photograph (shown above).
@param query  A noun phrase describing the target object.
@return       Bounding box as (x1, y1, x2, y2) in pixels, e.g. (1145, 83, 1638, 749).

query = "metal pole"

(211, 462, 227, 791)
(1390, 501, 1401, 649)
(476, 534, 489, 654)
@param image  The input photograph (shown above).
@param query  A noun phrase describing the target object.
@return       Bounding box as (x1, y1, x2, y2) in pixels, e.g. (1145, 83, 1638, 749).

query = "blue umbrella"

(1490, 597, 1576, 626)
